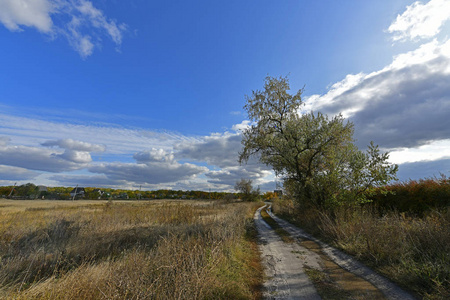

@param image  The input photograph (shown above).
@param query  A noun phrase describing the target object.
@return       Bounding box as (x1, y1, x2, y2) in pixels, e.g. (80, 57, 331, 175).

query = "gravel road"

(255, 204, 416, 300)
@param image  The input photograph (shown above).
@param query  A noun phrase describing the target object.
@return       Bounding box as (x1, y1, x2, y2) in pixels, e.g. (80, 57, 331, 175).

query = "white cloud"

(388, 0, 450, 41)
(0, 113, 192, 154)
(0, 0, 127, 58)
(301, 1, 450, 180)
(41, 138, 105, 152)
(304, 38, 450, 150)
(0, 144, 87, 172)
(0, 0, 54, 33)
(231, 120, 251, 132)
(0, 137, 105, 171)
(134, 148, 175, 164)
(57, 149, 92, 163)
(388, 139, 450, 164)
(41, 139, 104, 163)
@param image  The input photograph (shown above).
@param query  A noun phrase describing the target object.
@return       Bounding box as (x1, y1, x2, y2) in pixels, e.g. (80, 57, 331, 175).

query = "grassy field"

(0, 199, 263, 299)
(272, 198, 450, 300)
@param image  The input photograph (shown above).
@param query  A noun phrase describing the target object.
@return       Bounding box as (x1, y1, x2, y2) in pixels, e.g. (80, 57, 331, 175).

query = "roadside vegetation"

(0, 199, 263, 299)
(239, 76, 449, 299)
(272, 184, 450, 299)
(259, 205, 385, 300)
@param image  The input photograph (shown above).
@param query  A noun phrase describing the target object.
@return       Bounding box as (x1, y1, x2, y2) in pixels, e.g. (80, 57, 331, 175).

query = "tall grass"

(0, 200, 263, 299)
(272, 199, 450, 299)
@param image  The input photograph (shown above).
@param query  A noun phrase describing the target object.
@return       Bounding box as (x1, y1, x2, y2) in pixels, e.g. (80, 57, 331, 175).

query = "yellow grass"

(0, 199, 263, 299)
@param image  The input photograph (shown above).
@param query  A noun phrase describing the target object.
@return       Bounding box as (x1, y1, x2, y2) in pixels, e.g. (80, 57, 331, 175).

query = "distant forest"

(0, 183, 244, 200)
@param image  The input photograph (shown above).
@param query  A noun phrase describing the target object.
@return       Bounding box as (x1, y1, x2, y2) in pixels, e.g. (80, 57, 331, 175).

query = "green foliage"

(239, 76, 397, 208)
(1, 185, 237, 201)
(15, 183, 38, 198)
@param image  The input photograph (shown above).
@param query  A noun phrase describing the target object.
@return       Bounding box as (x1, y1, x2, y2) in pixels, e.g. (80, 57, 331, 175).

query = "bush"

(369, 176, 450, 215)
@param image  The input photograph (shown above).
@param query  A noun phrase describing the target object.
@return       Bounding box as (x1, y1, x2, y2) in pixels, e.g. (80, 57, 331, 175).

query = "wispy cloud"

(0, 112, 194, 154)
(0, 0, 127, 58)
(0, 110, 272, 190)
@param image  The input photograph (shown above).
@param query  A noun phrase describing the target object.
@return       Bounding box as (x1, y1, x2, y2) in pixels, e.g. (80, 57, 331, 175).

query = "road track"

(255, 205, 416, 300)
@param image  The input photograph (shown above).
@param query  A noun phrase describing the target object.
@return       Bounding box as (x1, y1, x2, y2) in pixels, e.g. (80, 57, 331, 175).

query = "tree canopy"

(239, 76, 398, 208)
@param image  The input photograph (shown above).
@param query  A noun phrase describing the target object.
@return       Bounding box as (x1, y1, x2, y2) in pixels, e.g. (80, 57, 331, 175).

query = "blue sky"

(1, 0, 449, 191)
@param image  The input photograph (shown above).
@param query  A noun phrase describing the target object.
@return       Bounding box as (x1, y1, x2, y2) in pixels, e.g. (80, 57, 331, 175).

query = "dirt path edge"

(265, 205, 416, 300)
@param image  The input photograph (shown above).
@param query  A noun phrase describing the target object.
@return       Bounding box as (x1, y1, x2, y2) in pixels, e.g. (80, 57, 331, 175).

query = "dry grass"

(272, 199, 450, 299)
(0, 199, 263, 299)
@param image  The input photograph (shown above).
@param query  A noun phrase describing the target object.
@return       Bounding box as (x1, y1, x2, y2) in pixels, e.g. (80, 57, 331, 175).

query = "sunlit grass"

(0, 199, 263, 299)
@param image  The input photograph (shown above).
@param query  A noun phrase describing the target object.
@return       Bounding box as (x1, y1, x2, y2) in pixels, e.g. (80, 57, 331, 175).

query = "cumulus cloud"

(231, 120, 252, 132)
(0, 137, 105, 171)
(304, 38, 450, 150)
(40, 138, 105, 163)
(302, 1, 450, 180)
(0, 0, 53, 32)
(0, 144, 86, 172)
(0, 0, 127, 58)
(388, 0, 450, 41)
(133, 148, 175, 164)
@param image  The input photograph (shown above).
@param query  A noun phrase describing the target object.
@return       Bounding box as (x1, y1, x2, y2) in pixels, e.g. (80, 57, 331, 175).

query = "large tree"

(239, 76, 397, 208)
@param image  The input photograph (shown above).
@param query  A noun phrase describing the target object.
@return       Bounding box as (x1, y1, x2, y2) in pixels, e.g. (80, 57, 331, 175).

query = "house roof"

(70, 187, 85, 193)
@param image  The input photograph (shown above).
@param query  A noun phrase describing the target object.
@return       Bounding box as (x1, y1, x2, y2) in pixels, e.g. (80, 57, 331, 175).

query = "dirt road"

(255, 205, 416, 300)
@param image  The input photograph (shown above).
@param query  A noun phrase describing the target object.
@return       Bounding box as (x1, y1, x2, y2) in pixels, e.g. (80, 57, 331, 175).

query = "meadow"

(0, 199, 263, 299)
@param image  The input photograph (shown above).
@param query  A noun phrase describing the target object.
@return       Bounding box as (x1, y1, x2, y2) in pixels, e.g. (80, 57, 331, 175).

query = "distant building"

(37, 186, 48, 199)
(92, 189, 104, 199)
(70, 187, 86, 198)
(37, 186, 48, 192)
